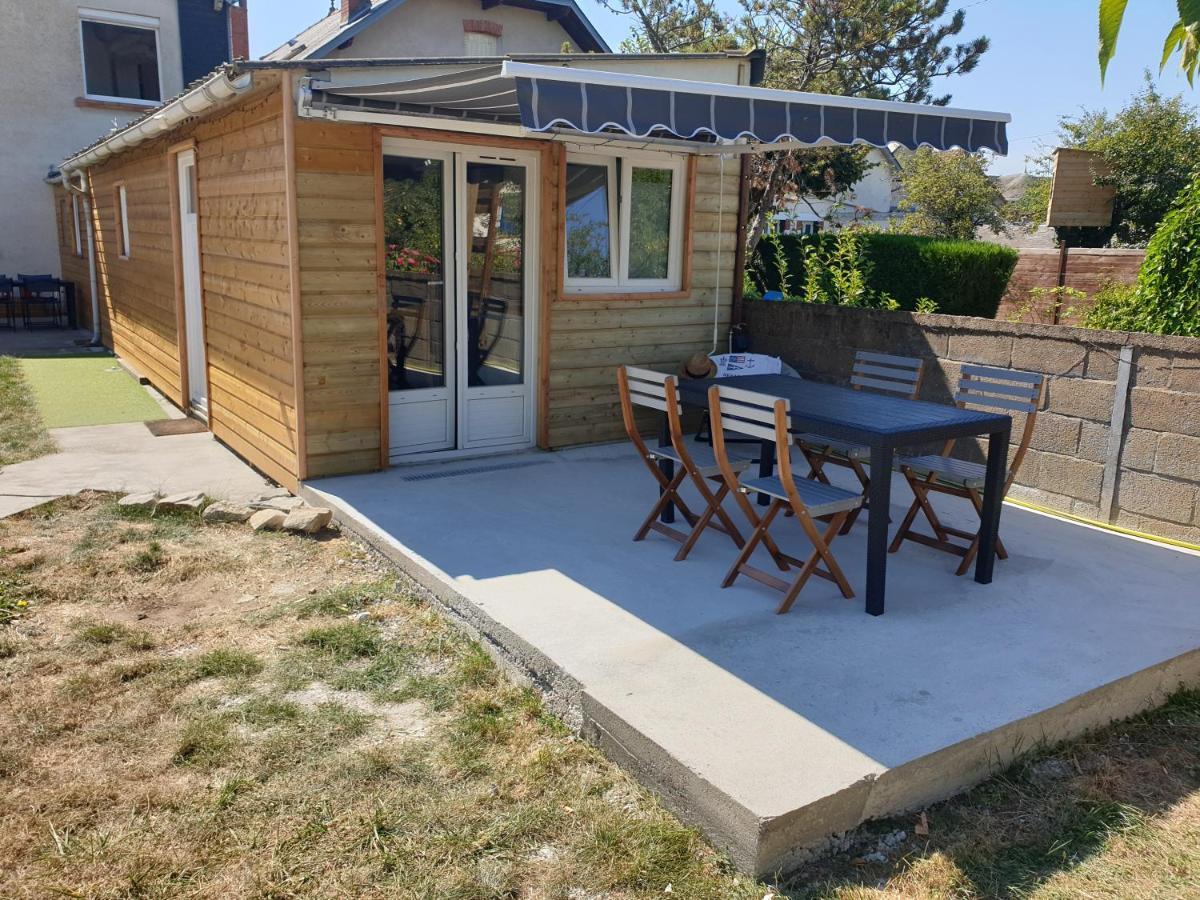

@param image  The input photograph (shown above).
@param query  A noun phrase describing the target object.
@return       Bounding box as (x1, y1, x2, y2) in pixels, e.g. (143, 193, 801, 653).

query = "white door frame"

(381, 137, 539, 462)
(382, 141, 457, 458)
(457, 147, 539, 451)
(175, 148, 208, 417)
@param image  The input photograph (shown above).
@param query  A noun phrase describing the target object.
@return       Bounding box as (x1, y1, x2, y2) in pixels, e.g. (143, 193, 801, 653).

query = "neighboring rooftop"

(264, 0, 612, 61)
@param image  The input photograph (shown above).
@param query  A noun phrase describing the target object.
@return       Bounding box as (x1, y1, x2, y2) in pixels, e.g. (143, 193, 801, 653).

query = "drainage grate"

(399, 459, 550, 482)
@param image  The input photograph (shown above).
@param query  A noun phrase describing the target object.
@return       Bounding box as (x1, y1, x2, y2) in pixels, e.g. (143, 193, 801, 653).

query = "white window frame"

(71, 195, 83, 256)
(562, 153, 619, 292)
(116, 184, 131, 259)
(563, 149, 687, 294)
(78, 8, 163, 108)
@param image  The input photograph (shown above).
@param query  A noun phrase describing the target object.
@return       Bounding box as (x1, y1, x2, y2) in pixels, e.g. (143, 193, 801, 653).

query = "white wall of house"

(326, 0, 578, 58)
(0, 1, 184, 276)
(778, 146, 906, 231)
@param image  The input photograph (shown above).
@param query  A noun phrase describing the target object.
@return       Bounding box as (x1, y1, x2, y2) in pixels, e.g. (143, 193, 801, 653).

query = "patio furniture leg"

(889, 469, 951, 551)
(728, 486, 790, 571)
(967, 487, 1009, 559)
(674, 478, 744, 562)
(722, 498, 789, 589)
(910, 476, 953, 543)
(801, 446, 832, 484)
(777, 510, 854, 614)
(658, 417, 676, 525)
(634, 467, 699, 544)
(954, 488, 1010, 576)
(864, 443, 894, 616)
(889, 496, 922, 553)
(974, 427, 1010, 585)
(838, 457, 872, 534)
(756, 439, 774, 507)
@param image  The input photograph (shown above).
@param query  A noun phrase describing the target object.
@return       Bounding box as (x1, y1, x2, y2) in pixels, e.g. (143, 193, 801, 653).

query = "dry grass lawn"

(1, 493, 1198, 899)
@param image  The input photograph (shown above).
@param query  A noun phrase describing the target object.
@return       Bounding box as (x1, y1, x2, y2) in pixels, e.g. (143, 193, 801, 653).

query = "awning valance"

(308, 61, 1010, 154)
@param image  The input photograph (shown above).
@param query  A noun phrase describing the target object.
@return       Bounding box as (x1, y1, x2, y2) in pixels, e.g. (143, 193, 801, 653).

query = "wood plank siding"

(84, 143, 184, 405)
(53, 80, 741, 482)
(193, 82, 300, 489)
(1046, 148, 1116, 228)
(54, 76, 302, 491)
(545, 154, 738, 446)
(52, 187, 94, 332)
(294, 119, 384, 478)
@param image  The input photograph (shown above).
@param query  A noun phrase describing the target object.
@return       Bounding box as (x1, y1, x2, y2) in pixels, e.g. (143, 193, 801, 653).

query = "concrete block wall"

(745, 301, 1200, 544)
(996, 248, 1145, 325)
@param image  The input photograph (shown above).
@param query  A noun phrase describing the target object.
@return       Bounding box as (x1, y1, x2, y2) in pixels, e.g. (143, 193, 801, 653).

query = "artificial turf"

(19, 356, 167, 429)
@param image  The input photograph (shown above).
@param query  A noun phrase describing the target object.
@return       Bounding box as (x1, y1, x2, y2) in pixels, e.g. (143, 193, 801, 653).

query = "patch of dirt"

(285, 682, 434, 741)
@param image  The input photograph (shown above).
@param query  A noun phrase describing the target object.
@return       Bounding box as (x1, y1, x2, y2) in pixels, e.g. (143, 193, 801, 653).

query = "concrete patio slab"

(303, 442, 1200, 876)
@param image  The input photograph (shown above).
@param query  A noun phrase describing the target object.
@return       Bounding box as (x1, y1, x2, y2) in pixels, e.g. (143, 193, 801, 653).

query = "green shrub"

(1081, 282, 1141, 332)
(1125, 172, 1200, 338)
(751, 232, 1018, 318)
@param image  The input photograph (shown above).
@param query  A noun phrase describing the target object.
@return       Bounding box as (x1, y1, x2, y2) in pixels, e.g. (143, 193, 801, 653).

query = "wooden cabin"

(53, 57, 1010, 491)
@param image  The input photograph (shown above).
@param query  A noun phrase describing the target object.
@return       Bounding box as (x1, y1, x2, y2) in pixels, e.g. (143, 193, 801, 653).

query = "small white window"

(115, 184, 131, 259)
(79, 9, 161, 105)
(464, 31, 500, 55)
(563, 151, 686, 294)
(71, 195, 83, 256)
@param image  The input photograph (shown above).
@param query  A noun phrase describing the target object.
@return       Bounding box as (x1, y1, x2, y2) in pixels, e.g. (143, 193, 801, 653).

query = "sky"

(248, 0, 1197, 175)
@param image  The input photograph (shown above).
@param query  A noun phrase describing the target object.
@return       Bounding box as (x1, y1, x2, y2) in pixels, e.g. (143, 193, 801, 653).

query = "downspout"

(61, 170, 101, 345)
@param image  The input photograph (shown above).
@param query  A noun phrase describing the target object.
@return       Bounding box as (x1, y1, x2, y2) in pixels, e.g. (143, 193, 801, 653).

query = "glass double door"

(383, 140, 536, 458)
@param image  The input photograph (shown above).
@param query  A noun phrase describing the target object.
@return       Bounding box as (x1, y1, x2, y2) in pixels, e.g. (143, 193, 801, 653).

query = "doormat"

(145, 418, 207, 437)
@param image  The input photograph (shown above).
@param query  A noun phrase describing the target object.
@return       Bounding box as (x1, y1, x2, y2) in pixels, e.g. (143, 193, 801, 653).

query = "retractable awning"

(306, 60, 1010, 154)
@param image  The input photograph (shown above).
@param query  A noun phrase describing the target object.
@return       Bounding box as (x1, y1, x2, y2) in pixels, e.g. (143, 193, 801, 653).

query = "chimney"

(341, 0, 371, 23)
(228, 1, 249, 61)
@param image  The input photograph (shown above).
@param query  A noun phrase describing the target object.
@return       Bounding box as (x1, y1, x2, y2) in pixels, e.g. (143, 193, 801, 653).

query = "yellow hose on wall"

(1005, 496, 1200, 553)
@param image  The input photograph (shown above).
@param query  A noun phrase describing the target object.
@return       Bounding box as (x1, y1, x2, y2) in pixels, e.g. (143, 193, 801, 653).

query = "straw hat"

(681, 351, 717, 380)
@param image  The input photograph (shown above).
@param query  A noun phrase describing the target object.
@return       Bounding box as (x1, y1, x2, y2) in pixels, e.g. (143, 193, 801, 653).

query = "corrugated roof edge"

(57, 49, 766, 174)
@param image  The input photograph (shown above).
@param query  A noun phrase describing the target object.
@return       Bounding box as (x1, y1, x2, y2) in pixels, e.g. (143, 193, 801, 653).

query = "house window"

(563, 151, 687, 293)
(115, 184, 130, 259)
(79, 10, 161, 104)
(463, 19, 502, 56)
(72, 195, 83, 256)
(464, 31, 500, 55)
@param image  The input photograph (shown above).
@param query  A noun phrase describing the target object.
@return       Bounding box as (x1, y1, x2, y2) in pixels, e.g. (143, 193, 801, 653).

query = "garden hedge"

(750, 232, 1019, 318)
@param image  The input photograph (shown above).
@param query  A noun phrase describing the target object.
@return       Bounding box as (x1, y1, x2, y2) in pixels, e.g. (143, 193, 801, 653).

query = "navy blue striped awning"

(309, 62, 1010, 154)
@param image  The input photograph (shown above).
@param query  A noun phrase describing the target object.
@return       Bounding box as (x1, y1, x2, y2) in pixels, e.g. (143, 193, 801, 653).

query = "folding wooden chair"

(617, 366, 748, 561)
(709, 384, 863, 613)
(889, 364, 1045, 575)
(796, 350, 924, 534)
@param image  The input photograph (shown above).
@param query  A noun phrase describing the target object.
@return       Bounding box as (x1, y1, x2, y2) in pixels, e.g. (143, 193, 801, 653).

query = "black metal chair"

(17, 275, 64, 329)
(0, 276, 16, 330)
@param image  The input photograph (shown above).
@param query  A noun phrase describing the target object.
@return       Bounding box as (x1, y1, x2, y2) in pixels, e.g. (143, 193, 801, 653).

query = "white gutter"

(60, 68, 255, 174)
(500, 60, 1013, 124)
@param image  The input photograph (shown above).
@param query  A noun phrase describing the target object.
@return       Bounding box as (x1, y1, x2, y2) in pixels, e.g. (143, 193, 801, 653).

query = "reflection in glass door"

(384, 151, 454, 456)
(460, 159, 533, 448)
(382, 141, 537, 458)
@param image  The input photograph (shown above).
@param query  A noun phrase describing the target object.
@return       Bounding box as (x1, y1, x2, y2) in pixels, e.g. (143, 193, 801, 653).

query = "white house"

(0, 0, 247, 276)
(263, 0, 611, 61)
(776, 145, 908, 233)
